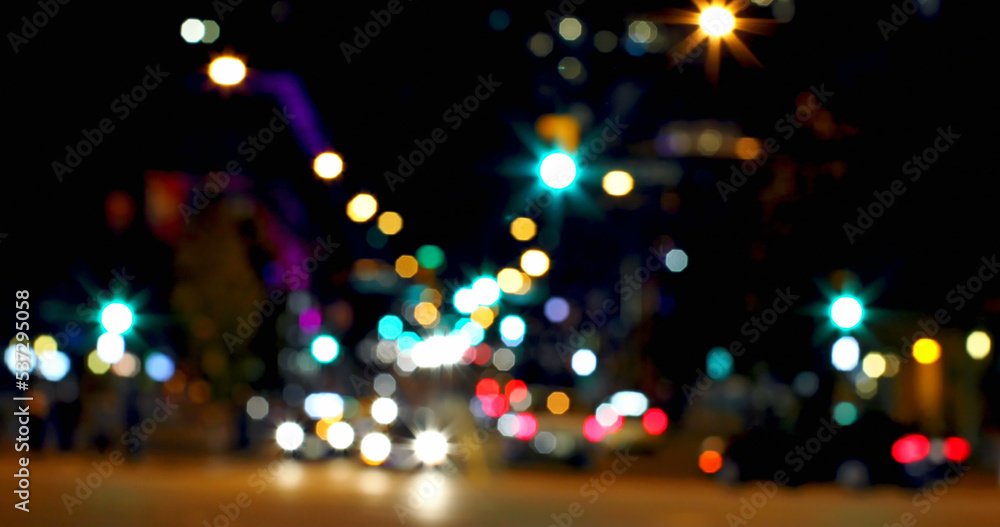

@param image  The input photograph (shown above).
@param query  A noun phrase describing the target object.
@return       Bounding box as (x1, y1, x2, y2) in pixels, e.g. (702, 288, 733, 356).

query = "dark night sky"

(5, 1, 997, 392)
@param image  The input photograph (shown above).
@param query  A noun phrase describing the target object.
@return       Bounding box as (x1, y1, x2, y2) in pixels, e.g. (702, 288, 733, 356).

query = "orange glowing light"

(699, 450, 723, 473)
(735, 137, 761, 159)
(649, 0, 778, 84)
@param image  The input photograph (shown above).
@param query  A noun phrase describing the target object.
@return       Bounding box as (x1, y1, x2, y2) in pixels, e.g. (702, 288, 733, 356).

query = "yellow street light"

(347, 193, 378, 222)
(208, 57, 246, 86)
(314, 152, 344, 179)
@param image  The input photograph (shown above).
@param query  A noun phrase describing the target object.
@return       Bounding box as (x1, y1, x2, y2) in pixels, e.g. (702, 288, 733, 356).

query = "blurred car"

(491, 385, 667, 468)
(718, 411, 973, 488)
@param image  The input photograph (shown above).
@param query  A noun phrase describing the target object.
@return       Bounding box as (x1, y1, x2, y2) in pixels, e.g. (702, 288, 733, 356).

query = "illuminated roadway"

(11, 454, 1000, 527)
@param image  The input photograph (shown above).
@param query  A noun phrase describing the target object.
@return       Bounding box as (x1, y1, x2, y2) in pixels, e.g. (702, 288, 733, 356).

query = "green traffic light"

(830, 296, 863, 329)
(539, 152, 577, 189)
(100, 302, 134, 334)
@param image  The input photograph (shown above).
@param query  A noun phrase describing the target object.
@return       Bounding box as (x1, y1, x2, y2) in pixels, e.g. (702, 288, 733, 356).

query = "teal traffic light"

(311, 335, 339, 363)
(100, 302, 134, 334)
(539, 152, 577, 189)
(830, 296, 863, 329)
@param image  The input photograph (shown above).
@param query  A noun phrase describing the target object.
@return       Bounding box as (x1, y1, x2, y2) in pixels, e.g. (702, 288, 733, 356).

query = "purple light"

(263, 262, 282, 285)
(544, 297, 570, 323)
(299, 307, 322, 333)
(247, 72, 331, 158)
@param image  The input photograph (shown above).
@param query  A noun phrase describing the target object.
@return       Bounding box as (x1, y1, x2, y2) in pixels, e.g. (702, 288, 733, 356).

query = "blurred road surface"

(10, 453, 1000, 527)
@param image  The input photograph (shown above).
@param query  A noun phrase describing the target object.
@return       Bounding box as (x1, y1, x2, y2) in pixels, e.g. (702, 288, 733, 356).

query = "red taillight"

(642, 409, 668, 435)
(476, 378, 500, 398)
(943, 437, 971, 462)
(505, 380, 528, 403)
(892, 434, 930, 464)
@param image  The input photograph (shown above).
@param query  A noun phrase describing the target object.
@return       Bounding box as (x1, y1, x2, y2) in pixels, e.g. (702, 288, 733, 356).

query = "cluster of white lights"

(610, 391, 648, 417)
(411, 334, 469, 368)
(180, 18, 221, 44)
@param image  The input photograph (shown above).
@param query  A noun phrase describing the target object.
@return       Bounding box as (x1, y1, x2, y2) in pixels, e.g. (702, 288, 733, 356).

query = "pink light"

(604, 415, 624, 434)
(583, 416, 607, 442)
(299, 307, 322, 333)
(514, 413, 538, 440)
(481, 395, 508, 418)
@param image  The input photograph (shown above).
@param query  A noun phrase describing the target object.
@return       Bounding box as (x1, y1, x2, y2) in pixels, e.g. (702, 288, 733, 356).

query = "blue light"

(499, 315, 526, 342)
(624, 38, 647, 56)
(4, 344, 36, 374)
(144, 352, 175, 382)
(378, 315, 404, 340)
(459, 319, 485, 346)
(706, 347, 733, 381)
(397, 331, 421, 354)
(539, 153, 577, 189)
(38, 350, 71, 382)
(544, 297, 570, 323)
